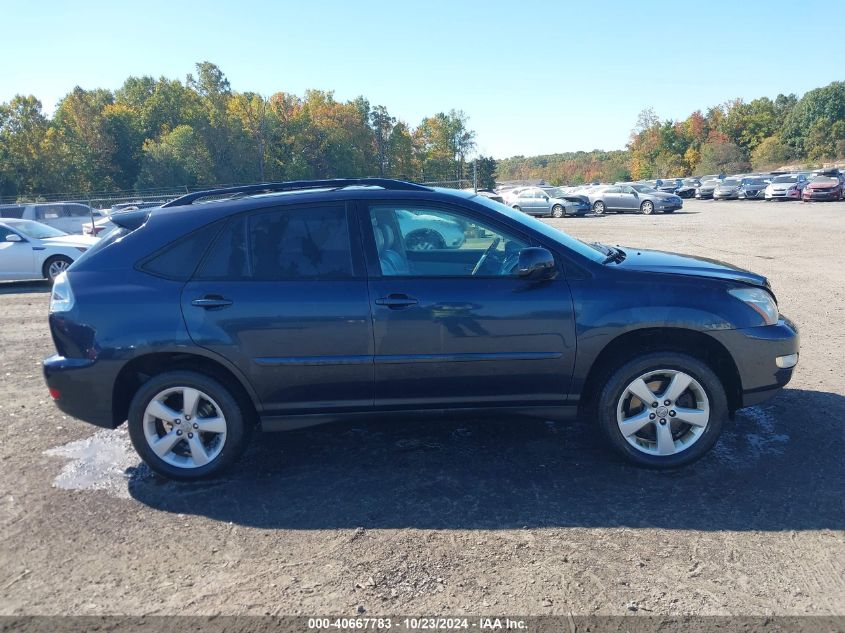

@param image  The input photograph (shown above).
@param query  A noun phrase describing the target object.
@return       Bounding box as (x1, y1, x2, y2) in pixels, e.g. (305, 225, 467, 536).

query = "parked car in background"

(396, 208, 466, 250)
(802, 175, 844, 202)
(0, 219, 97, 282)
(42, 177, 798, 480)
(713, 178, 744, 200)
(676, 178, 700, 199)
(589, 184, 682, 215)
(657, 178, 683, 194)
(0, 202, 100, 234)
(510, 187, 590, 217)
(695, 180, 720, 199)
(765, 174, 809, 201)
(736, 177, 770, 200)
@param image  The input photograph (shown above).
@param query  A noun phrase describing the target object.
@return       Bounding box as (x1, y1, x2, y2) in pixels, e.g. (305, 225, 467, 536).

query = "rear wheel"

(640, 200, 655, 215)
(127, 371, 250, 480)
(593, 200, 606, 215)
(551, 204, 565, 218)
(43, 255, 72, 282)
(595, 352, 727, 468)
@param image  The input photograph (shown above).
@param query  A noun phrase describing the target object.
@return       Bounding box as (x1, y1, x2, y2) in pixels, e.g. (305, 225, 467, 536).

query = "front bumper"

(43, 355, 121, 428)
(707, 316, 799, 408)
(714, 191, 739, 200)
(766, 189, 801, 200)
(803, 190, 840, 201)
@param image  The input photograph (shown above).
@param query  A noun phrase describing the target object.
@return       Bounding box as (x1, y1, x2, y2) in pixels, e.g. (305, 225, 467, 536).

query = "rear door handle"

(191, 296, 233, 309)
(375, 294, 419, 309)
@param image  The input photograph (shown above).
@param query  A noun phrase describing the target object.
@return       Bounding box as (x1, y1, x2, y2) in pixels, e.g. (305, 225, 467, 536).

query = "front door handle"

(191, 296, 233, 309)
(375, 294, 419, 309)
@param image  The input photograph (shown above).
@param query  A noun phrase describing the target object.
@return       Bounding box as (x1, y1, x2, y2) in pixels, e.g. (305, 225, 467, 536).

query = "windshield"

(812, 177, 838, 185)
(472, 195, 606, 263)
(6, 220, 67, 239)
(721, 179, 740, 186)
(632, 184, 657, 193)
(772, 175, 798, 183)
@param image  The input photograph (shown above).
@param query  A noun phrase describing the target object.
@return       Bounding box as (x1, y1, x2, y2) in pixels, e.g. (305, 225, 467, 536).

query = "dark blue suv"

(43, 179, 799, 480)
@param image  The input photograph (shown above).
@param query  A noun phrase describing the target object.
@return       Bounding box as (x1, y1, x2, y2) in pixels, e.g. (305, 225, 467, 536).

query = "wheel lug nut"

(175, 419, 180, 424)
(188, 432, 193, 439)
(649, 413, 656, 420)
(185, 414, 191, 420)
(664, 400, 671, 406)
(651, 402, 658, 408)
(669, 410, 676, 417)
(193, 423, 198, 429)
(659, 418, 667, 425)
(176, 430, 182, 436)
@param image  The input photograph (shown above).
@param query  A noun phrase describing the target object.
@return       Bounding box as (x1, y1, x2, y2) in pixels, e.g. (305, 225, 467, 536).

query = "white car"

(396, 209, 466, 250)
(0, 202, 103, 234)
(0, 219, 98, 282)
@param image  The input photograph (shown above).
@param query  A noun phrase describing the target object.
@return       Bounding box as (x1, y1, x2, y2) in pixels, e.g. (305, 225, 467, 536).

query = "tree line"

(498, 81, 845, 185)
(0, 62, 491, 200)
(2, 65, 842, 198)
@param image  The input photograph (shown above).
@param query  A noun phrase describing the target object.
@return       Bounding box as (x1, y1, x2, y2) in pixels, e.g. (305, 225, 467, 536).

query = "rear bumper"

(708, 316, 800, 408)
(43, 355, 121, 428)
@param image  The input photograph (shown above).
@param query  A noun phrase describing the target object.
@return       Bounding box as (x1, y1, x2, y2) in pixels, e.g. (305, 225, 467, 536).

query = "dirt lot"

(0, 199, 843, 617)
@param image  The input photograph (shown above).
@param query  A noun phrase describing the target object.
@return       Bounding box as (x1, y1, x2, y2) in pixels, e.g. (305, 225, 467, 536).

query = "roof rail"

(161, 178, 431, 208)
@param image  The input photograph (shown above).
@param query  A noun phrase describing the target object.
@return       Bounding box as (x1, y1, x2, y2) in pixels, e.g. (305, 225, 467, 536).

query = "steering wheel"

(471, 238, 501, 276)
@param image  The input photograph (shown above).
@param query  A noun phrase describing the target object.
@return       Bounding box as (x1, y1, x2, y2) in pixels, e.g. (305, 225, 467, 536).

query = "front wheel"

(551, 204, 565, 218)
(595, 352, 727, 468)
(640, 200, 655, 215)
(592, 200, 606, 215)
(127, 371, 250, 480)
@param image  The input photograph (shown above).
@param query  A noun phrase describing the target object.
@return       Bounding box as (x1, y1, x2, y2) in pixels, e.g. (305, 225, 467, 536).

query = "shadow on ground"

(128, 388, 844, 532)
(0, 280, 49, 295)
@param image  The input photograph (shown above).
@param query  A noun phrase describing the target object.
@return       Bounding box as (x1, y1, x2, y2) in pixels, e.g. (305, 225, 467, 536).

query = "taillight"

(49, 387, 61, 400)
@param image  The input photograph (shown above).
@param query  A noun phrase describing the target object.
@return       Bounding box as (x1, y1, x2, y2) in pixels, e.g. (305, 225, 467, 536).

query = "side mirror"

(5, 234, 23, 242)
(515, 247, 556, 281)
(542, 195, 549, 201)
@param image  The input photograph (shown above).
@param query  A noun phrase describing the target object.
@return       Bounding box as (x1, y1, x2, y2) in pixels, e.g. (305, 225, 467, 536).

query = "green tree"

(137, 125, 214, 188)
(750, 135, 794, 169)
(697, 139, 750, 174)
(474, 156, 497, 189)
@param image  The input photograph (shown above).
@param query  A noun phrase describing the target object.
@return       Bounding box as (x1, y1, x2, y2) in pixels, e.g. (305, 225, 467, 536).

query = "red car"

(802, 176, 844, 201)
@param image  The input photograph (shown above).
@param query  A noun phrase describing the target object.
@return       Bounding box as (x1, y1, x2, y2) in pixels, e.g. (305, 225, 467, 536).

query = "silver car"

(588, 184, 683, 215)
(509, 187, 590, 217)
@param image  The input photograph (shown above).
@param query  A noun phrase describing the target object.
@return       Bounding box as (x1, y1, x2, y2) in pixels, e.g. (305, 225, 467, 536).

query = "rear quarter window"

(139, 222, 222, 281)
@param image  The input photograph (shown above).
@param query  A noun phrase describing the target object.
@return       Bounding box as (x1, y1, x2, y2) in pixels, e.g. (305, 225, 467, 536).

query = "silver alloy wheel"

(552, 205, 564, 218)
(142, 386, 227, 469)
(48, 259, 70, 280)
(616, 369, 710, 456)
(641, 201, 654, 214)
(594, 201, 605, 214)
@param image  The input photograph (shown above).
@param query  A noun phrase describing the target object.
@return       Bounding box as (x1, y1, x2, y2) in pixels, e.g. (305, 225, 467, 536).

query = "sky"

(1, 0, 842, 159)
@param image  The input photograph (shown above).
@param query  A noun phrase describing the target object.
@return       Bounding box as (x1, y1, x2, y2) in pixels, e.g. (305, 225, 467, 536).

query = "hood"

(613, 247, 768, 287)
(41, 234, 99, 248)
(806, 180, 839, 190)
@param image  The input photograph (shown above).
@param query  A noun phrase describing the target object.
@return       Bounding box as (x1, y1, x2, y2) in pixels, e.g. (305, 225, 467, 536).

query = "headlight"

(728, 287, 778, 326)
(50, 272, 75, 313)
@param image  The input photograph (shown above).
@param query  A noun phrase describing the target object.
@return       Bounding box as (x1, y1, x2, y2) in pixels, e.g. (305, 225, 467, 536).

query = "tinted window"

(0, 206, 24, 219)
(141, 222, 222, 280)
(63, 204, 92, 217)
(250, 205, 352, 280)
(35, 205, 61, 219)
(196, 216, 250, 280)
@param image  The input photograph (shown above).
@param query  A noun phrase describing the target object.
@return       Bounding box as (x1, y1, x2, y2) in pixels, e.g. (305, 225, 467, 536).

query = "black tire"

(42, 255, 73, 281)
(640, 200, 655, 215)
(595, 352, 727, 469)
(405, 229, 446, 251)
(592, 200, 606, 215)
(127, 370, 251, 480)
(551, 204, 565, 218)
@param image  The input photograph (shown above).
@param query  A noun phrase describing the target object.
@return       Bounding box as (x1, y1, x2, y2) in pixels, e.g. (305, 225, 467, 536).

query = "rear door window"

(249, 205, 353, 280)
(140, 222, 222, 280)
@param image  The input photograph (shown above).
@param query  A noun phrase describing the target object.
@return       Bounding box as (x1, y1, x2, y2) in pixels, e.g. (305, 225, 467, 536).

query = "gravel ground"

(0, 198, 843, 617)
